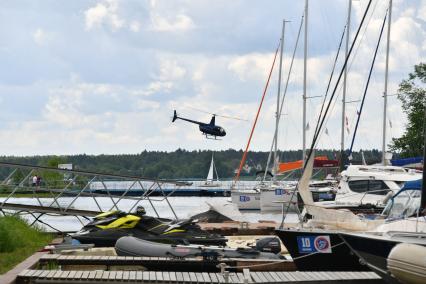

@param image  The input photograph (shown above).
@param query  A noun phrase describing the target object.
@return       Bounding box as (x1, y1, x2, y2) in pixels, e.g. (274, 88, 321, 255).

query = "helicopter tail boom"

(172, 110, 203, 126)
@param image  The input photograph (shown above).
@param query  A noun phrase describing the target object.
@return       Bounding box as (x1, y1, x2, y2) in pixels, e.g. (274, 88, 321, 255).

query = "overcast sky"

(0, 0, 424, 155)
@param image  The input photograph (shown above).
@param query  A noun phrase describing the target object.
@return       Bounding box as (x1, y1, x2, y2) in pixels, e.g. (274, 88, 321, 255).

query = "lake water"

(0, 196, 298, 232)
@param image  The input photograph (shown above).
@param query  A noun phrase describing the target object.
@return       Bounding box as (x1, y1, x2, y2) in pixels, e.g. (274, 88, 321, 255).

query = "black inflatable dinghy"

(115, 236, 283, 260)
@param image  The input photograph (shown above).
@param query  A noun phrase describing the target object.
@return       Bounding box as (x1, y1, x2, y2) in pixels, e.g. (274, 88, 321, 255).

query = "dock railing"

(0, 161, 189, 232)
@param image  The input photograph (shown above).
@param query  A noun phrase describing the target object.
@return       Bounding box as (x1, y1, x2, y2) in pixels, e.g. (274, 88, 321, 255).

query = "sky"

(0, 0, 424, 156)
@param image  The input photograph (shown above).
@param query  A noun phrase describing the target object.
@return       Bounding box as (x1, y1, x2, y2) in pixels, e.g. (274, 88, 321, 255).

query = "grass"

(0, 215, 54, 274)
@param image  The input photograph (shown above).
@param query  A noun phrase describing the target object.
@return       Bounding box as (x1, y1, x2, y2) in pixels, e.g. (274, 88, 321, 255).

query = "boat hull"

(231, 191, 260, 210)
(260, 189, 298, 212)
(275, 228, 367, 271)
(338, 232, 426, 276)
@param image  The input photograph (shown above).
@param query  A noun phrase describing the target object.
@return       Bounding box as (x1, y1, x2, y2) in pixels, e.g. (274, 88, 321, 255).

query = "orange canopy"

(278, 156, 338, 173)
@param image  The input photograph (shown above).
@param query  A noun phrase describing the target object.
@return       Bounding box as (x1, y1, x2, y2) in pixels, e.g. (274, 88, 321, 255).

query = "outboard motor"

(255, 237, 281, 254)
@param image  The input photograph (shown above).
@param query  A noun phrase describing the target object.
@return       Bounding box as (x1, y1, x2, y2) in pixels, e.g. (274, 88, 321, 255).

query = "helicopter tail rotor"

(172, 110, 178, 122)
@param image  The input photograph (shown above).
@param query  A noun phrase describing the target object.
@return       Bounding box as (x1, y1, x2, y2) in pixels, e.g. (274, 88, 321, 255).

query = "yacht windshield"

(382, 189, 421, 219)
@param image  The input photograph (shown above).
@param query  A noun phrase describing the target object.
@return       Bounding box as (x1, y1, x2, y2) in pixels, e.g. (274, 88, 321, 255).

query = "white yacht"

(260, 179, 336, 212)
(318, 164, 421, 213)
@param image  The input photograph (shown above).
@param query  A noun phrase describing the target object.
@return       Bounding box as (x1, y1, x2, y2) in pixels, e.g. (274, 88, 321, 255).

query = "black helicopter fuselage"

(172, 110, 226, 137)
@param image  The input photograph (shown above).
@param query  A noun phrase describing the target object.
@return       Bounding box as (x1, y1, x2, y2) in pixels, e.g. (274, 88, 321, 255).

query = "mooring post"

(243, 268, 250, 284)
(217, 263, 229, 283)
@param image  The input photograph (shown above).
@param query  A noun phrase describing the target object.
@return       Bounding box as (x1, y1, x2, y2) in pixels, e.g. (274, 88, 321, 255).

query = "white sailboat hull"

(231, 191, 260, 210)
(260, 188, 298, 212)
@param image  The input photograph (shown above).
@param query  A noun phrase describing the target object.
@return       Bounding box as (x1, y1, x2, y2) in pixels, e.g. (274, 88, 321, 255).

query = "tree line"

(0, 149, 384, 180)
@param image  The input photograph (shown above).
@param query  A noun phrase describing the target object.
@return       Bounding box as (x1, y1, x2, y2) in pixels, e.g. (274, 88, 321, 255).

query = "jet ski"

(115, 236, 284, 260)
(71, 207, 227, 247)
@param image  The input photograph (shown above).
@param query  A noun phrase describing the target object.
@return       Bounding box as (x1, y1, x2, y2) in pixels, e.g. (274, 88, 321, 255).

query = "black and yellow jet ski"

(71, 207, 227, 247)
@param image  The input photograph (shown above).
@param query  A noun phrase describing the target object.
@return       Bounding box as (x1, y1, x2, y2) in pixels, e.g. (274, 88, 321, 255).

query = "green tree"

(389, 63, 426, 157)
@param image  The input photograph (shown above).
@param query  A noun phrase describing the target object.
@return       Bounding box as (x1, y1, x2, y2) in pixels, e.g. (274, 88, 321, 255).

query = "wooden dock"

(38, 254, 297, 272)
(17, 269, 382, 283)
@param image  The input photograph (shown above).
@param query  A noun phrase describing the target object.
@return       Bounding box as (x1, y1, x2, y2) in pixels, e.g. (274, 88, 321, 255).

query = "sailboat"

(200, 154, 221, 188)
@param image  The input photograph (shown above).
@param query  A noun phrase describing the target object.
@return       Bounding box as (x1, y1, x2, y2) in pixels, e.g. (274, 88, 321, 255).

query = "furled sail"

(298, 151, 384, 231)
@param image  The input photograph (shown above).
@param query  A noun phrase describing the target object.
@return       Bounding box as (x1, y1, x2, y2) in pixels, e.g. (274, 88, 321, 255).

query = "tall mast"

(274, 20, 286, 181)
(341, 0, 352, 171)
(420, 104, 426, 215)
(382, 0, 392, 165)
(303, 0, 308, 163)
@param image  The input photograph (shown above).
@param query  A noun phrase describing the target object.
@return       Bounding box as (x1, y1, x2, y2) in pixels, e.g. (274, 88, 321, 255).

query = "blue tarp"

(391, 157, 423, 167)
(401, 179, 422, 191)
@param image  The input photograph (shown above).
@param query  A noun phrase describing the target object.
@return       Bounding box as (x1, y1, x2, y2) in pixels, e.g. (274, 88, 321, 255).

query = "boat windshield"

(382, 189, 421, 219)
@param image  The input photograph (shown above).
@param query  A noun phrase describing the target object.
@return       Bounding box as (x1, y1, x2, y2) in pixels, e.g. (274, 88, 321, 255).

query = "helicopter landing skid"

(205, 134, 221, 140)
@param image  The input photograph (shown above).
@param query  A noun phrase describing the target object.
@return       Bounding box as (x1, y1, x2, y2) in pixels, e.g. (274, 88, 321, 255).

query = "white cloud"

(150, 13, 195, 32)
(228, 53, 275, 82)
(84, 0, 124, 31)
(33, 28, 49, 45)
(129, 20, 140, 32)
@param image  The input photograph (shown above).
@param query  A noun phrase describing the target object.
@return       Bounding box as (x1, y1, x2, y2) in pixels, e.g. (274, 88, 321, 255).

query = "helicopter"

(172, 108, 247, 140)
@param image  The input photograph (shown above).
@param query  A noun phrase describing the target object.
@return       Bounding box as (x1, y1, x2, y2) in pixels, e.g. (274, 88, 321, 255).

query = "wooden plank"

(253, 272, 268, 283)
(163, 271, 171, 282)
(209, 273, 219, 283)
(299, 271, 315, 281)
(315, 271, 332, 281)
(195, 272, 204, 283)
(169, 271, 177, 282)
(53, 271, 62, 278)
(115, 271, 123, 280)
(81, 271, 90, 280)
(250, 272, 262, 283)
(95, 270, 104, 280)
(176, 272, 184, 283)
(31, 270, 44, 278)
(25, 270, 37, 277)
(261, 272, 275, 283)
(229, 273, 240, 283)
(17, 269, 30, 277)
(108, 271, 117, 280)
(216, 273, 225, 283)
(202, 272, 211, 283)
(74, 271, 83, 279)
(189, 272, 197, 283)
(122, 271, 130, 281)
(88, 270, 97, 279)
(46, 270, 57, 279)
(142, 271, 149, 281)
(183, 272, 191, 283)
(129, 271, 136, 280)
(135, 271, 143, 281)
(156, 271, 163, 282)
(59, 271, 70, 279)
(149, 271, 156, 281)
(267, 272, 281, 282)
(277, 272, 295, 282)
(101, 271, 110, 280)
(362, 271, 380, 279)
(39, 270, 51, 279)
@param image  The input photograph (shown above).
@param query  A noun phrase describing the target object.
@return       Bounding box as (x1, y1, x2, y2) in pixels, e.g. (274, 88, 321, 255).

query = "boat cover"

(391, 157, 423, 168)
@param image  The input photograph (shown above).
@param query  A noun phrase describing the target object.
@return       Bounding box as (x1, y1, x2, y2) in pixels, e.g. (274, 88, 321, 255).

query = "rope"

(348, 10, 388, 157)
(313, 24, 347, 138)
(234, 41, 281, 184)
(224, 242, 346, 269)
